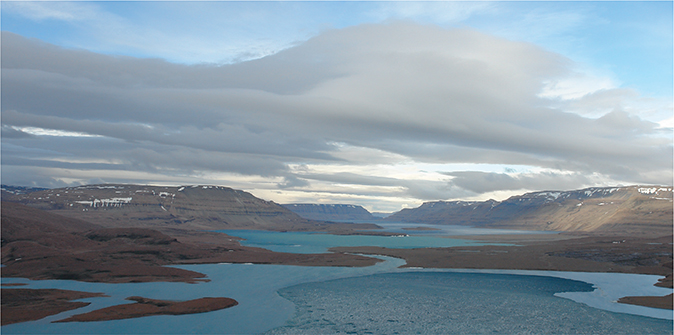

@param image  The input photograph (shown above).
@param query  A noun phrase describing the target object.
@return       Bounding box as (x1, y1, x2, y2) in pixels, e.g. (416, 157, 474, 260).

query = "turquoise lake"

(2, 226, 672, 334)
(214, 227, 510, 254)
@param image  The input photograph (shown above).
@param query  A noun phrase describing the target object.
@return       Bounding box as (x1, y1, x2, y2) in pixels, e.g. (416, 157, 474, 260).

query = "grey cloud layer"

(2, 23, 670, 200)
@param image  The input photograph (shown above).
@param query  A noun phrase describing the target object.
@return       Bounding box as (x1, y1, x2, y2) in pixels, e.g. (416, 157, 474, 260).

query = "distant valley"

(1, 183, 672, 325)
(284, 185, 673, 237)
(3, 184, 672, 236)
(282, 203, 378, 221)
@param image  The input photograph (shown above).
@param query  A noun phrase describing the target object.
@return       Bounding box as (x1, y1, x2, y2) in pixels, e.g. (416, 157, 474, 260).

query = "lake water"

(373, 221, 561, 236)
(215, 227, 511, 254)
(269, 272, 670, 335)
(2, 226, 672, 334)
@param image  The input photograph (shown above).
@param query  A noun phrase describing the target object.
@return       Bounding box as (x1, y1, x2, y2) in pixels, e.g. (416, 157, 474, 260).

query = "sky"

(1, 1, 672, 212)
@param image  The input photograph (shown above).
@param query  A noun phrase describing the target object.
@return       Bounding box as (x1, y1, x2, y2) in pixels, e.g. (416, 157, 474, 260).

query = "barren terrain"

(2, 183, 672, 325)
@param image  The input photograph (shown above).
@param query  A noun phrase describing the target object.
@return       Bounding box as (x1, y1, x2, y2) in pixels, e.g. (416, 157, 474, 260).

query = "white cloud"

(539, 72, 617, 102)
(2, 23, 671, 210)
(10, 126, 103, 138)
(657, 116, 674, 130)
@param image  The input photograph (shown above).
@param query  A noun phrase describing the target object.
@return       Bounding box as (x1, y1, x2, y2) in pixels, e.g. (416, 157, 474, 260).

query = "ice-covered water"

(269, 271, 672, 335)
(2, 227, 672, 334)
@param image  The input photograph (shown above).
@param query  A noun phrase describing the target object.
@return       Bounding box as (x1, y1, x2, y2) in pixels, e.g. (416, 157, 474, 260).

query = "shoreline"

(1, 289, 108, 325)
(54, 296, 238, 323)
(331, 232, 673, 311)
(399, 267, 673, 320)
(2, 223, 672, 324)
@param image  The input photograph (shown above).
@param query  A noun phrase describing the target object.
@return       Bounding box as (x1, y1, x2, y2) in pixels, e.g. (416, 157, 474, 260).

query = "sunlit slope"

(387, 186, 673, 235)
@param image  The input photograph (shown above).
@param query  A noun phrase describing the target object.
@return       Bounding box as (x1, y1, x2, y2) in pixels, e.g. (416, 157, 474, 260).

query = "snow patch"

(638, 187, 671, 195)
(74, 197, 132, 208)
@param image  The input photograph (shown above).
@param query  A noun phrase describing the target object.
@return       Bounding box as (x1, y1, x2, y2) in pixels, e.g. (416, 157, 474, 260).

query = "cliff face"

(282, 204, 377, 221)
(3, 184, 319, 231)
(387, 186, 673, 235)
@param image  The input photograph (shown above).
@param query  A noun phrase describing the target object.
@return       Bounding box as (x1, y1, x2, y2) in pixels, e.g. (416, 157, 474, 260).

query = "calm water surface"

(216, 228, 511, 254)
(269, 272, 671, 335)
(2, 227, 672, 334)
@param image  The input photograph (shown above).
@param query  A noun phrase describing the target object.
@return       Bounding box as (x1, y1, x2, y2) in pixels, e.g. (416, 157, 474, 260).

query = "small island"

(54, 296, 238, 323)
(1, 289, 108, 325)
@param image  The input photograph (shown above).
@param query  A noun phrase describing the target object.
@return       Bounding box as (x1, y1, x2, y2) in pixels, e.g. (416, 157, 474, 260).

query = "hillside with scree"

(387, 186, 673, 235)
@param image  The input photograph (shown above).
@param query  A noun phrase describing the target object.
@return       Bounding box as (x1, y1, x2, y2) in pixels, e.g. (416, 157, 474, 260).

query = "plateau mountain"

(282, 204, 378, 221)
(1, 184, 378, 233)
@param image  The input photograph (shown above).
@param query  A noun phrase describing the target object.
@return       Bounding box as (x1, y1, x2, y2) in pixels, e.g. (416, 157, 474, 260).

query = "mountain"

(1, 201, 380, 284)
(1, 185, 48, 195)
(282, 204, 378, 221)
(1, 201, 205, 283)
(387, 186, 673, 235)
(2, 184, 379, 232)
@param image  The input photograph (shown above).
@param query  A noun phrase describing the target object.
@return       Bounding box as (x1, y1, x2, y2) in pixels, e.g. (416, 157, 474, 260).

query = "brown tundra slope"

(1, 201, 380, 284)
(2, 184, 381, 232)
(0, 200, 379, 325)
(387, 186, 673, 236)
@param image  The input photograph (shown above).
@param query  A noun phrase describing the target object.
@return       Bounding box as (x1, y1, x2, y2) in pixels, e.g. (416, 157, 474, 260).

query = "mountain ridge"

(387, 185, 673, 235)
(3, 183, 672, 235)
(282, 203, 378, 221)
(1, 184, 379, 233)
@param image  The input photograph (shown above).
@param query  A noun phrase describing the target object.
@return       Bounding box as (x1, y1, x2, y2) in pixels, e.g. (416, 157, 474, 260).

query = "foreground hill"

(2, 184, 379, 232)
(0, 201, 380, 284)
(282, 204, 378, 221)
(387, 186, 673, 235)
(0, 201, 380, 324)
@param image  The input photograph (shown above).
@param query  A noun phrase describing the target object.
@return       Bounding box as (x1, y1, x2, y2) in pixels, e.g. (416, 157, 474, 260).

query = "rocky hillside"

(282, 204, 378, 221)
(2, 184, 378, 232)
(387, 186, 673, 235)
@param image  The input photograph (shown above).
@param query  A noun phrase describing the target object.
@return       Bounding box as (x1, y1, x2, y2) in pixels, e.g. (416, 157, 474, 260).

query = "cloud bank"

(2, 23, 671, 211)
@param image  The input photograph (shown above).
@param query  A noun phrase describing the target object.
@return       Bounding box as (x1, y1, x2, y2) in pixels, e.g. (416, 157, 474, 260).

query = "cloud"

(444, 170, 597, 195)
(2, 23, 671, 209)
(1, 125, 33, 139)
